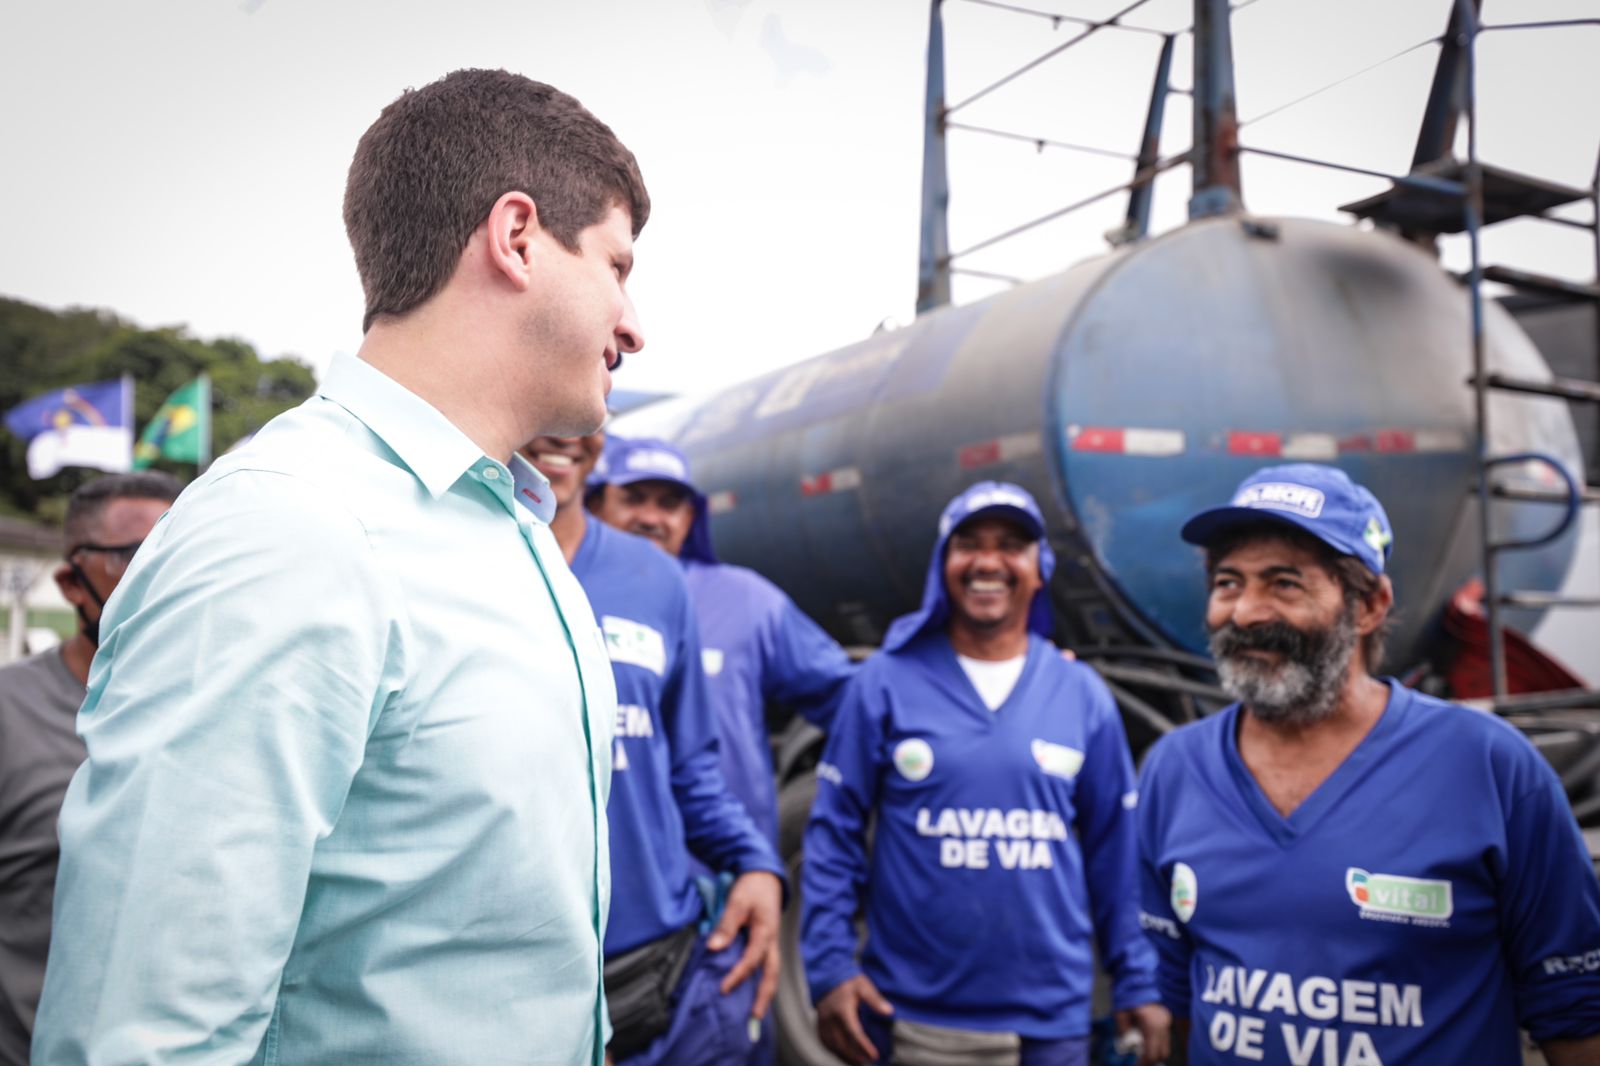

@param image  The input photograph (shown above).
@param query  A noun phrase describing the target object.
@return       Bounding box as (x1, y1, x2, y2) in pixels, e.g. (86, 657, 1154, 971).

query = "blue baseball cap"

(1181, 463, 1394, 574)
(589, 435, 717, 563)
(882, 481, 1056, 653)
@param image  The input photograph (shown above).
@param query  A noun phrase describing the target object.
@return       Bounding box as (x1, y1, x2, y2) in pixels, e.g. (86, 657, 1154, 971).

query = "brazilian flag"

(134, 375, 211, 469)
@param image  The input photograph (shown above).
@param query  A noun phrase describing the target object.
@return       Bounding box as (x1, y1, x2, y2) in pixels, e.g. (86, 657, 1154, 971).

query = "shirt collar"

(319, 353, 487, 501)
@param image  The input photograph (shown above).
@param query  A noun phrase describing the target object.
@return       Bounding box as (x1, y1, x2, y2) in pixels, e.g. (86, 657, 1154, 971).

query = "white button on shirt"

(34, 354, 617, 1066)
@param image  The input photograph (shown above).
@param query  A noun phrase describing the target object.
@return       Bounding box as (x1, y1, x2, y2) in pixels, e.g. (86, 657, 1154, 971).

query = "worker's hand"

(1116, 1002, 1172, 1066)
(815, 974, 893, 1065)
(708, 870, 783, 1019)
(603, 1053, 614, 1066)
(1059, 647, 1077, 661)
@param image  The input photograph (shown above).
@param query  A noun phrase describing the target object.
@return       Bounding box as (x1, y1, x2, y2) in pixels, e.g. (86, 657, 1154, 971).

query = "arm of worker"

(661, 586, 786, 1015)
(759, 595, 855, 733)
(801, 671, 894, 1065)
(1493, 738, 1600, 1055)
(1071, 668, 1168, 1066)
(665, 587, 785, 883)
(1134, 734, 1196, 1064)
(30, 470, 406, 1065)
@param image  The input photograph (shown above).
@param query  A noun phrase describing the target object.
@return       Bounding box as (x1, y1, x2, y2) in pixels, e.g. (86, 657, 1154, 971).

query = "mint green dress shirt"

(32, 354, 616, 1065)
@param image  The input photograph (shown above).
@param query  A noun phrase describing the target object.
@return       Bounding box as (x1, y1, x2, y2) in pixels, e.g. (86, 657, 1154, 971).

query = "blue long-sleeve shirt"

(571, 516, 784, 954)
(1137, 682, 1600, 1064)
(801, 632, 1157, 1038)
(682, 559, 853, 847)
(32, 354, 616, 1066)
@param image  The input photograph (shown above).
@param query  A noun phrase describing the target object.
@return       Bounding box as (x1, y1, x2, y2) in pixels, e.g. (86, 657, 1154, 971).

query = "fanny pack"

(892, 1019, 1022, 1066)
(602, 924, 699, 1060)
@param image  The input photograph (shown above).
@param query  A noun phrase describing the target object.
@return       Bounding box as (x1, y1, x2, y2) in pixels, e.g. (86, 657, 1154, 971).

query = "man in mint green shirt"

(33, 69, 649, 1066)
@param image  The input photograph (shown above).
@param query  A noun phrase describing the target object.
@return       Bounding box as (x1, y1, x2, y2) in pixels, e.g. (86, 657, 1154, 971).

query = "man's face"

(521, 205, 644, 438)
(519, 432, 604, 511)
(1205, 535, 1359, 725)
(55, 496, 172, 639)
(943, 515, 1043, 634)
(593, 479, 694, 556)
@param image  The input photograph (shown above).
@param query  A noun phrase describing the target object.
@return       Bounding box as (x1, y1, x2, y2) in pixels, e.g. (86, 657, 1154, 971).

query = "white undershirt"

(956, 653, 1027, 711)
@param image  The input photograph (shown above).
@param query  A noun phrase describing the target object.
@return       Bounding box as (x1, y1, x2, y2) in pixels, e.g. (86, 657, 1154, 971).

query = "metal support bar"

(948, 149, 1192, 263)
(944, 121, 1136, 160)
(945, 0, 1157, 117)
(1120, 34, 1176, 244)
(1455, 0, 1502, 696)
(1475, 372, 1600, 405)
(1413, 0, 1480, 169)
(1499, 592, 1600, 609)
(917, 0, 952, 315)
(949, 266, 1025, 285)
(1189, 0, 1242, 217)
(1480, 19, 1600, 32)
(1237, 145, 1467, 196)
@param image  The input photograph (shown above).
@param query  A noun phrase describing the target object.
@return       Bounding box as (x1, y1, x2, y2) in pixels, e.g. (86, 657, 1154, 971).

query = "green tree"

(0, 296, 317, 522)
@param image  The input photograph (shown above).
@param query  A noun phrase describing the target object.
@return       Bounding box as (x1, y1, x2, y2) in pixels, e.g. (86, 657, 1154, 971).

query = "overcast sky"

(1, 0, 1596, 398)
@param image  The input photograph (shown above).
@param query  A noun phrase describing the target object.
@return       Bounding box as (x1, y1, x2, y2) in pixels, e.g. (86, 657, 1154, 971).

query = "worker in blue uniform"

(801, 481, 1169, 1066)
(588, 435, 855, 844)
(588, 434, 854, 1063)
(1137, 463, 1600, 1066)
(520, 431, 786, 1066)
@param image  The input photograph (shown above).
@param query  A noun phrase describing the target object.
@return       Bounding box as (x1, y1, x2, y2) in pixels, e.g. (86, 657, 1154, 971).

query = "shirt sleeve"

(759, 597, 855, 733)
(31, 470, 407, 1065)
(665, 582, 786, 884)
(1135, 736, 1194, 1017)
(1072, 668, 1161, 1012)
(1495, 744, 1600, 1042)
(799, 669, 887, 1004)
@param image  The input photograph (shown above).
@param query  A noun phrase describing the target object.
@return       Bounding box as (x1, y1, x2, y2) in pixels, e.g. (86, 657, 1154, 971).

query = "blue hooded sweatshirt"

(593, 436, 855, 848)
(569, 513, 784, 954)
(800, 482, 1159, 1038)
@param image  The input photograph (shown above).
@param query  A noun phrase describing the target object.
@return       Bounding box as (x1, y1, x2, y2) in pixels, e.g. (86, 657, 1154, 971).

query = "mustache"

(1211, 619, 1321, 661)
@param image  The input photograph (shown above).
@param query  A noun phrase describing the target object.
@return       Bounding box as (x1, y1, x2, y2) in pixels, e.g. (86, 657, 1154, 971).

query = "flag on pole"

(134, 375, 211, 470)
(2, 377, 134, 479)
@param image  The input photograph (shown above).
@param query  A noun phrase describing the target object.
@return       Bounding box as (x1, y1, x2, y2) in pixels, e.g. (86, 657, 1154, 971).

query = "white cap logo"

(1232, 482, 1325, 519)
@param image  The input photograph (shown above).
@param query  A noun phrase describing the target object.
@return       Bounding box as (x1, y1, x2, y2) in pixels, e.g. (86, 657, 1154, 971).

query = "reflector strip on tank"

(707, 490, 737, 515)
(1065, 426, 1468, 461)
(1069, 426, 1187, 456)
(958, 432, 1044, 469)
(801, 466, 863, 496)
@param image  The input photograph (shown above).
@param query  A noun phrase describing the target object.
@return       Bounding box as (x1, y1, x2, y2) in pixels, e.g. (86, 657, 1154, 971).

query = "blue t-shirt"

(1137, 681, 1600, 1065)
(570, 515, 783, 955)
(801, 631, 1158, 1038)
(682, 559, 853, 847)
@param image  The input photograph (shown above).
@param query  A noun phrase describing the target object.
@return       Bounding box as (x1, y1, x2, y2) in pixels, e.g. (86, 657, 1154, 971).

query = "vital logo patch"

(1232, 482, 1325, 518)
(702, 648, 725, 676)
(1171, 861, 1198, 923)
(893, 738, 935, 782)
(1031, 739, 1085, 780)
(1346, 868, 1452, 925)
(602, 615, 667, 676)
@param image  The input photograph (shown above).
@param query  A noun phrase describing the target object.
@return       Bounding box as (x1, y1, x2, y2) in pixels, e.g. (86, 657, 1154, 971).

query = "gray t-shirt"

(0, 649, 86, 1066)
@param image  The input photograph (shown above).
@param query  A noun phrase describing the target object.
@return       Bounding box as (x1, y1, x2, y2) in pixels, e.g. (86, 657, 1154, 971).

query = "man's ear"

(483, 191, 540, 291)
(1356, 575, 1395, 637)
(54, 561, 88, 609)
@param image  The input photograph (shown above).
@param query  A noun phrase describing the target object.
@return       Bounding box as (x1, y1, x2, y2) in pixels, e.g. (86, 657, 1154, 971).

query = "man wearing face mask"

(1136, 464, 1600, 1066)
(802, 481, 1167, 1066)
(0, 471, 180, 1065)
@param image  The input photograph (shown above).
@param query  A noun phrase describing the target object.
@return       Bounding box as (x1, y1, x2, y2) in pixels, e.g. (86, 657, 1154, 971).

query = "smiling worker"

(522, 431, 785, 1066)
(1137, 463, 1600, 1065)
(801, 481, 1167, 1066)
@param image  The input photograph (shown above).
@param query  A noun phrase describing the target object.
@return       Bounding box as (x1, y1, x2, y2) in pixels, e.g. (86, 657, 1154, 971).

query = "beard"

(1209, 605, 1359, 726)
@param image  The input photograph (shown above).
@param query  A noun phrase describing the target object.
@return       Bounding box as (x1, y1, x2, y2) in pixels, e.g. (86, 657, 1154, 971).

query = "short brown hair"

(344, 69, 651, 332)
(65, 471, 184, 550)
(1204, 522, 1394, 672)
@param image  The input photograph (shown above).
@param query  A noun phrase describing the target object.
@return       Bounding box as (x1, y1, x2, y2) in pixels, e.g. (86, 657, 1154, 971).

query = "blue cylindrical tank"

(619, 215, 1583, 668)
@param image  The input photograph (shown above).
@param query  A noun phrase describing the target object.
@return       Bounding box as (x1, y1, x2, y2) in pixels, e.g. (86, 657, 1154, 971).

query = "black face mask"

(68, 559, 108, 648)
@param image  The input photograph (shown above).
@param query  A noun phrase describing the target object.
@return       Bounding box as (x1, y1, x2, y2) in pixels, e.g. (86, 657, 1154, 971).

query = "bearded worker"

(802, 481, 1168, 1066)
(1136, 463, 1600, 1066)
